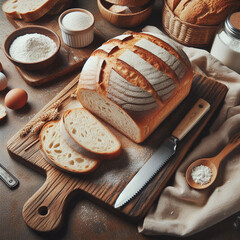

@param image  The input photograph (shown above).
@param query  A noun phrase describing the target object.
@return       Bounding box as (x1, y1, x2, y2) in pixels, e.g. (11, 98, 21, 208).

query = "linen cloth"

(138, 26, 240, 237)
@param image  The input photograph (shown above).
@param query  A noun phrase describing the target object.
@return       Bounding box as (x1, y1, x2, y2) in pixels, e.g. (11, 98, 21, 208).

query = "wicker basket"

(162, 1, 218, 47)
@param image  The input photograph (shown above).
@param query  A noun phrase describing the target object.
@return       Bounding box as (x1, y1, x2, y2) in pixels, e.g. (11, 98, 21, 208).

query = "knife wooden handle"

(172, 98, 210, 141)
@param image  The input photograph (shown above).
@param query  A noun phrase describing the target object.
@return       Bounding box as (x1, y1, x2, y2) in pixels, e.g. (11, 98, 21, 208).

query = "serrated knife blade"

(114, 98, 210, 208)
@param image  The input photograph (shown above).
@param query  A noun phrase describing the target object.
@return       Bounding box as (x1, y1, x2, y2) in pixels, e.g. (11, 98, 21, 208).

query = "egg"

(5, 88, 28, 110)
(0, 72, 7, 91)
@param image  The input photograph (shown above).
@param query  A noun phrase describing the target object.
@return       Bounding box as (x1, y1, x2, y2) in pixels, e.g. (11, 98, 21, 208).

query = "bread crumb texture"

(40, 120, 99, 174)
(62, 108, 121, 155)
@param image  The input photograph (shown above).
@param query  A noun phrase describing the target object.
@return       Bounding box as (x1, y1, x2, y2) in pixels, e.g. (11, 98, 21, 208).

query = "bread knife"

(0, 163, 19, 189)
(114, 98, 210, 208)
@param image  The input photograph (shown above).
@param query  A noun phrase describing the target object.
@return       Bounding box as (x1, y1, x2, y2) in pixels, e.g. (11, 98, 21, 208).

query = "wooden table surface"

(0, 0, 239, 239)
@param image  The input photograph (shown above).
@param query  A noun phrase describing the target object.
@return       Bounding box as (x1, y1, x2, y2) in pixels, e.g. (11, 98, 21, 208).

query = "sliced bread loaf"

(40, 120, 100, 174)
(77, 32, 193, 143)
(60, 108, 121, 160)
(2, 0, 61, 22)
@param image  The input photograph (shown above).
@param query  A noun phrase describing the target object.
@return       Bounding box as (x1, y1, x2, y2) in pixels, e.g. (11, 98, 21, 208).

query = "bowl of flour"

(4, 26, 60, 71)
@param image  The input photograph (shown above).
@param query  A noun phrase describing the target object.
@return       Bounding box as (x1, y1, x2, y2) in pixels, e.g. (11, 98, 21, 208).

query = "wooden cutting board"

(7, 15, 105, 86)
(7, 73, 227, 232)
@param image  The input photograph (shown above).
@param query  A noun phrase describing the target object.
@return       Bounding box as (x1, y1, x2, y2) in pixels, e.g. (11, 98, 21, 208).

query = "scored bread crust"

(40, 120, 100, 174)
(77, 31, 193, 143)
(169, 0, 240, 25)
(60, 108, 122, 160)
(2, 0, 61, 22)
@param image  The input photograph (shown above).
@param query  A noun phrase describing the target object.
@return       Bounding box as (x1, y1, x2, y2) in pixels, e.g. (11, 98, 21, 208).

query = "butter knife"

(114, 98, 210, 208)
(0, 163, 19, 189)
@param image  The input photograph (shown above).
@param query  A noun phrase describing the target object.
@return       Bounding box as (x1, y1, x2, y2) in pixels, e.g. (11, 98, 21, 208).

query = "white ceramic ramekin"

(58, 8, 95, 48)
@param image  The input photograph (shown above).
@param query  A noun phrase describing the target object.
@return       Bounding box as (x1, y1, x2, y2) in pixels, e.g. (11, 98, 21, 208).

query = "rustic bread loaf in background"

(77, 32, 193, 143)
(167, 0, 240, 25)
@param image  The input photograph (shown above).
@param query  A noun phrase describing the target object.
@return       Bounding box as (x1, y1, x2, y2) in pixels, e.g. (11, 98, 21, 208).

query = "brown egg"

(5, 88, 28, 110)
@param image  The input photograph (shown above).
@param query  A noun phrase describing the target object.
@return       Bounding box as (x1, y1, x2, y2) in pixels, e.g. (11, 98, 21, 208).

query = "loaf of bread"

(167, 0, 240, 25)
(60, 108, 121, 160)
(77, 32, 193, 143)
(105, 0, 149, 7)
(2, 0, 62, 22)
(40, 120, 100, 174)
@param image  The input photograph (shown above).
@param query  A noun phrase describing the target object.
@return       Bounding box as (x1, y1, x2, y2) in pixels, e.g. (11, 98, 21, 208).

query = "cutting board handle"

(22, 169, 80, 232)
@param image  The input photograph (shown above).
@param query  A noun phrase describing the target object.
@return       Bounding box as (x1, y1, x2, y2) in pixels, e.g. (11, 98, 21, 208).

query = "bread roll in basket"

(77, 32, 193, 143)
(163, 0, 240, 47)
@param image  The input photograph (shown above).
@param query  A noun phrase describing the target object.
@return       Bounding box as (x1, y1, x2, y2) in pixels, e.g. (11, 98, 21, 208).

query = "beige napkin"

(138, 26, 240, 237)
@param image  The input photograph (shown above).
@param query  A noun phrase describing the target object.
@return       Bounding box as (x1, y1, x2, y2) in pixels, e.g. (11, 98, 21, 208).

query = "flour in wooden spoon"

(191, 165, 212, 185)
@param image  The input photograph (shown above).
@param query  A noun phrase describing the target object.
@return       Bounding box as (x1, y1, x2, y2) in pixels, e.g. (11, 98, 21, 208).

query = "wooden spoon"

(186, 133, 240, 189)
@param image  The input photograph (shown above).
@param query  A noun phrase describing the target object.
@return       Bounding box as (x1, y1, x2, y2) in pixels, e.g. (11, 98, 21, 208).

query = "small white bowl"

(58, 8, 95, 48)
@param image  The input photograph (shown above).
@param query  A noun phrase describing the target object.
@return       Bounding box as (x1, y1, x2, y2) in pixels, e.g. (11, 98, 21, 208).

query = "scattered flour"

(191, 165, 212, 185)
(9, 33, 57, 63)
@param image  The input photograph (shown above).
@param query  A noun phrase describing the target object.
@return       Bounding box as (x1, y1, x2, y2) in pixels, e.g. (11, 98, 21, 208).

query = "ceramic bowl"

(58, 8, 95, 48)
(4, 26, 60, 71)
(97, 0, 154, 28)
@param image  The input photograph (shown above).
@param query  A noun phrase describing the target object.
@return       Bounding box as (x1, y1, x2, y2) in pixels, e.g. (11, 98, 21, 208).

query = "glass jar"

(210, 12, 240, 74)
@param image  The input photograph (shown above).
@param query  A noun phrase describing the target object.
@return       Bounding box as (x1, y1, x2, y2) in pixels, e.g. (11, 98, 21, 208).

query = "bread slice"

(2, 0, 61, 22)
(60, 108, 121, 160)
(0, 104, 7, 120)
(109, 5, 132, 14)
(40, 120, 100, 174)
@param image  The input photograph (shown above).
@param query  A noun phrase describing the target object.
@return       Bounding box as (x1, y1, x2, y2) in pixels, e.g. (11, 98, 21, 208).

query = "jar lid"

(225, 12, 240, 39)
